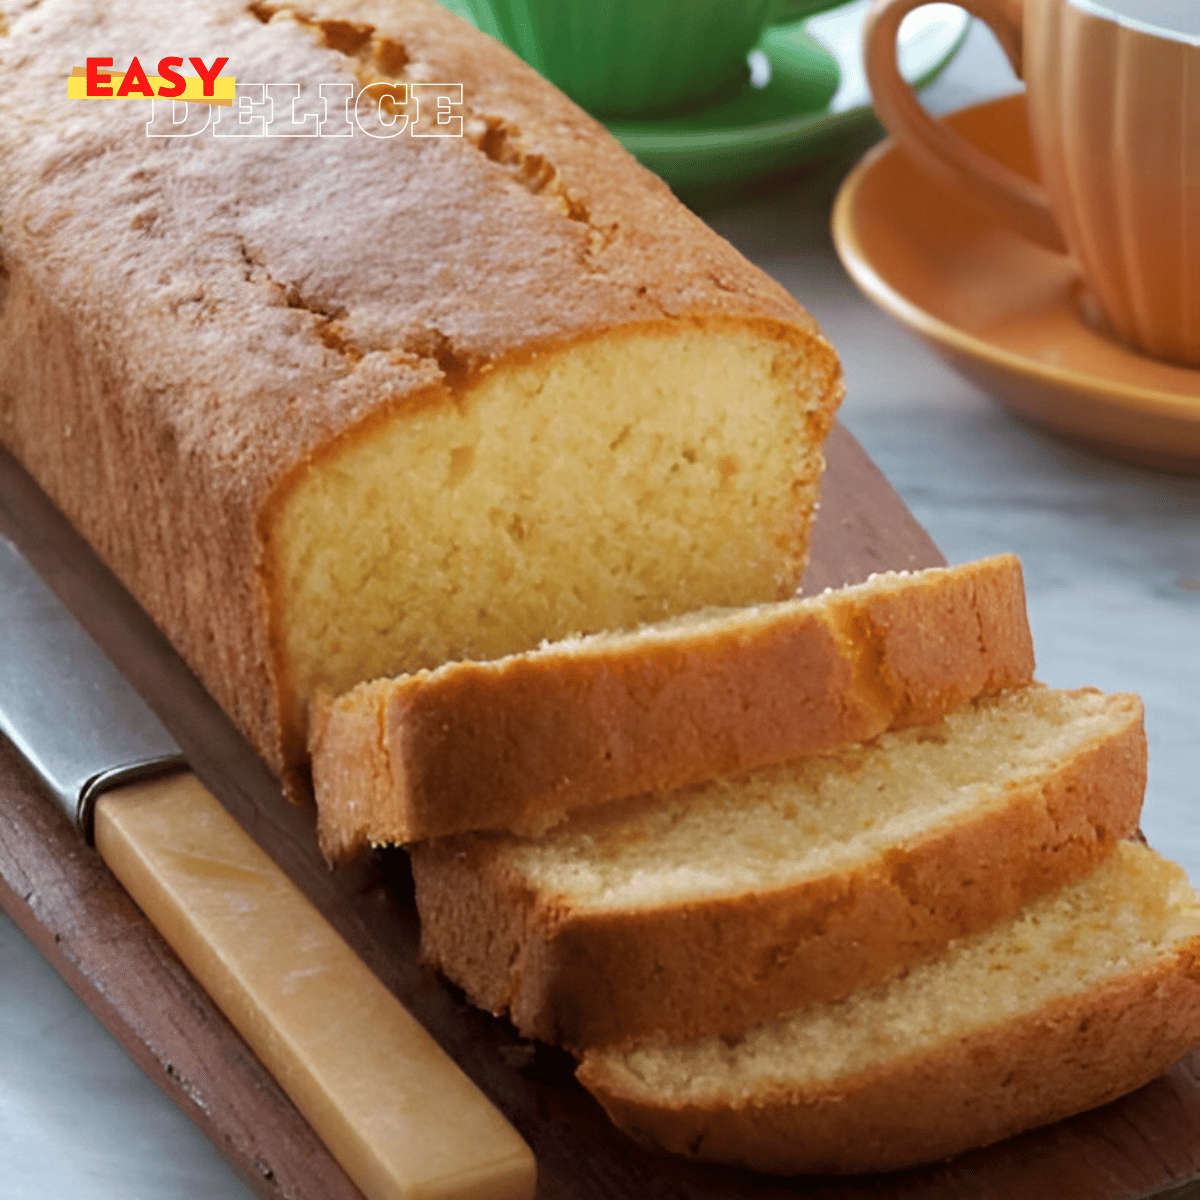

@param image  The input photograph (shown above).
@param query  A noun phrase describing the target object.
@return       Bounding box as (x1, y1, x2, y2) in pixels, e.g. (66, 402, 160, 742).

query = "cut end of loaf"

(274, 320, 840, 768)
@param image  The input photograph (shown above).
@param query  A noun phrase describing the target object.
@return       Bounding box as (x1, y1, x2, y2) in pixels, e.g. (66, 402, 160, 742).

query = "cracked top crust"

(0, 0, 818, 499)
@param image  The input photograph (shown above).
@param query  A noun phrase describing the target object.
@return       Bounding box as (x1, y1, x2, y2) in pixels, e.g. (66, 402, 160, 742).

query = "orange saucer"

(833, 93, 1200, 474)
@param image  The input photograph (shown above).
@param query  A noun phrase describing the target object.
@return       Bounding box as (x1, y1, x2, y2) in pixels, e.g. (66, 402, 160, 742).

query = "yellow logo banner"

(69, 59, 235, 106)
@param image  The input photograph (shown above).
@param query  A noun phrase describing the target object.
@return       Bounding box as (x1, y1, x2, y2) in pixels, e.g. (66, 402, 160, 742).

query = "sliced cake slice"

(576, 840, 1200, 1175)
(311, 554, 1034, 856)
(410, 687, 1146, 1048)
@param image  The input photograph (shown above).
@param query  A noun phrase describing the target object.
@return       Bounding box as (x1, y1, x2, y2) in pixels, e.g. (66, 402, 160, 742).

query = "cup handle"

(863, 0, 1067, 253)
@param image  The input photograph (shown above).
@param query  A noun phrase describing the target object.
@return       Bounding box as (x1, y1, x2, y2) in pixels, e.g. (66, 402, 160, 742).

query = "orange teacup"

(865, 0, 1200, 368)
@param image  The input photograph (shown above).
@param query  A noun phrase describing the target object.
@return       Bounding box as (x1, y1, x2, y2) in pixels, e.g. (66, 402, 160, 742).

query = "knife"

(0, 533, 536, 1200)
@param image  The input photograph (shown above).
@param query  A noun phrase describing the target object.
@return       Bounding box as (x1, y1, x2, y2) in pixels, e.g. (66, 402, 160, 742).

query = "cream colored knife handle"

(94, 772, 536, 1200)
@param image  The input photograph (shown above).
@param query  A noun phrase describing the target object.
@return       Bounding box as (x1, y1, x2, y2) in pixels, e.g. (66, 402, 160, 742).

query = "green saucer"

(605, 22, 841, 192)
(436, 0, 971, 192)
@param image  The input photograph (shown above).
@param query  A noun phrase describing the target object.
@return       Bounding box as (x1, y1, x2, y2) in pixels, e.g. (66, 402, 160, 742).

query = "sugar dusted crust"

(0, 0, 841, 784)
(313, 554, 1035, 855)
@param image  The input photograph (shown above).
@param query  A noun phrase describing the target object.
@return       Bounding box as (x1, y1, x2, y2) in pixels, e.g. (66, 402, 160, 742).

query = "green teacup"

(464, 0, 849, 118)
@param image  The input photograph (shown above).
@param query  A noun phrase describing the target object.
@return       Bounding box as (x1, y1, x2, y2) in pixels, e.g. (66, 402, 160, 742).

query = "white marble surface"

(2, 20, 1198, 1200)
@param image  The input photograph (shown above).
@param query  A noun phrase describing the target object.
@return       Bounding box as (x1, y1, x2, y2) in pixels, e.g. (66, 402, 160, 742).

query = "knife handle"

(93, 771, 536, 1200)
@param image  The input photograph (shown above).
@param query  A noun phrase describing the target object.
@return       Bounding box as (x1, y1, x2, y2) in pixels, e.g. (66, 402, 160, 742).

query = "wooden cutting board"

(1, 424, 1198, 1200)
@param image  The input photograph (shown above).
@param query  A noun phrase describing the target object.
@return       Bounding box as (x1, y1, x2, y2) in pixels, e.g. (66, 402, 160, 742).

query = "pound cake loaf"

(0, 0, 841, 786)
(311, 554, 1035, 855)
(411, 687, 1147, 1048)
(576, 840, 1200, 1175)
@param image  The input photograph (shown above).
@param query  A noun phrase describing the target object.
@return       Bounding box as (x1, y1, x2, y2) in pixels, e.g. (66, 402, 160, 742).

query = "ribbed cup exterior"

(1024, 0, 1200, 366)
(469, 0, 778, 118)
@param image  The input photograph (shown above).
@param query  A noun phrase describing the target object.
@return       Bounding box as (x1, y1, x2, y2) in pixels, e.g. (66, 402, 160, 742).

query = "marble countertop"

(3, 21, 1197, 1200)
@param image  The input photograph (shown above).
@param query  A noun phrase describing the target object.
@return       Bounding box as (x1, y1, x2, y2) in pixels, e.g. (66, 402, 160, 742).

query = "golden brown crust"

(575, 938, 1200, 1175)
(410, 691, 1146, 1049)
(835, 552, 1039, 728)
(0, 0, 838, 781)
(314, 555, 1035, 855)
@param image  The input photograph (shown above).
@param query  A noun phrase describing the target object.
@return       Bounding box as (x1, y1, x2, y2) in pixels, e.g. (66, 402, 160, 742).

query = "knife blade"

(0, 534, 536, 1200)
